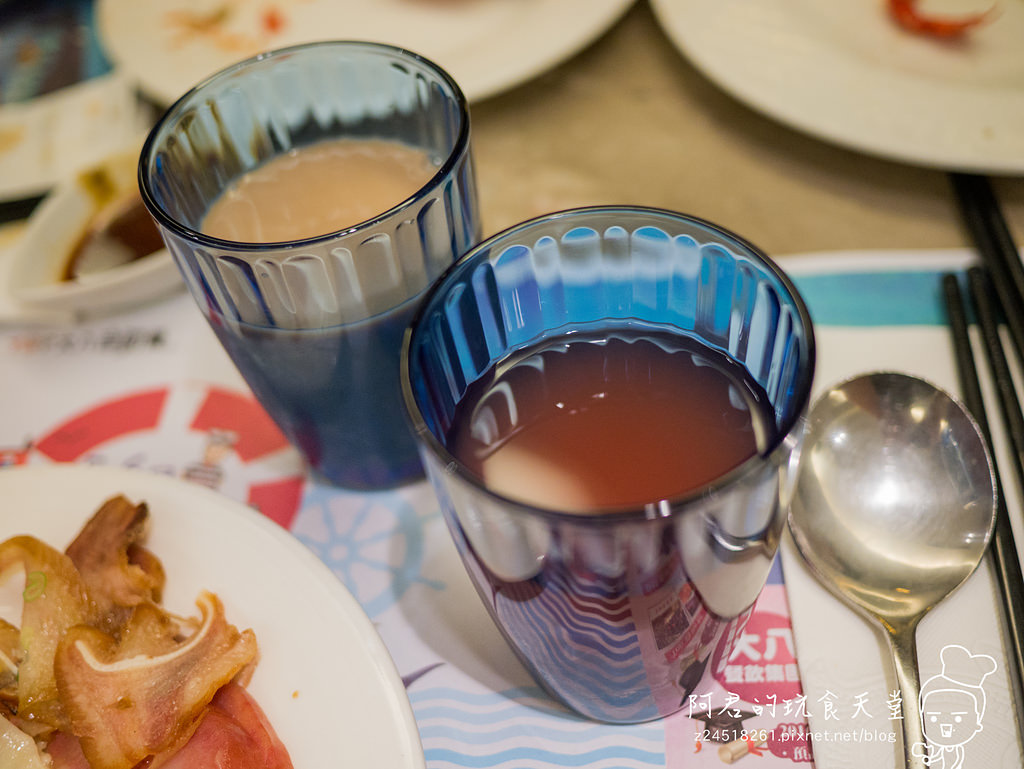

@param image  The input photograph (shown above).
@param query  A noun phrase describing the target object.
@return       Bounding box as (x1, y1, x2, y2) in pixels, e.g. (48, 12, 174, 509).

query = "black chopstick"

(967, 268, 1024, 479)
(943, 271, 1024, 743)
(0, 194, 41, 225)
(950, 173, 1024, 360)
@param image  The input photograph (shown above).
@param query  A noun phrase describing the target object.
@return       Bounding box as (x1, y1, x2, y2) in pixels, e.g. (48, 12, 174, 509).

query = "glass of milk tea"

(402, 206, 816, 722)
(140, 41, 479, 489)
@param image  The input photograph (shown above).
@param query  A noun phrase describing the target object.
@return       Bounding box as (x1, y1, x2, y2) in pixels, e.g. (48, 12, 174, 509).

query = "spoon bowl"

(789, 371, 996, 768)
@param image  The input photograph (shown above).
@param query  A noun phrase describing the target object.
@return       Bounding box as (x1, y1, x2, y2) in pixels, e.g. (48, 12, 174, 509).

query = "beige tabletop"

(471, 1, 1024, 260)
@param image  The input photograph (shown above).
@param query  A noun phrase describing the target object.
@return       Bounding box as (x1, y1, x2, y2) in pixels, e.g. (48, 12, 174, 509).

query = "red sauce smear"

(262, 7, 286, 34)
(887, 0, 995, 38)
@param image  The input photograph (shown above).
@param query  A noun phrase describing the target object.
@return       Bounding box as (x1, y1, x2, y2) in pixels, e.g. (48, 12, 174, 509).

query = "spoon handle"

(886, 623, 928, 769)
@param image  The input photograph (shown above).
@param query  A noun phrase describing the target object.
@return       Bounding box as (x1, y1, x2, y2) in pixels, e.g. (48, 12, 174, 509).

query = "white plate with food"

(650, 0, 1024, 174)
(0, 463, 425, 769)
(96, 0, 636, 105)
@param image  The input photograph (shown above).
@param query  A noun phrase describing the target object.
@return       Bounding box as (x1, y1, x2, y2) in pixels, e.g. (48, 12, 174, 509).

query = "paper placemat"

(2, 247, 1020, 768)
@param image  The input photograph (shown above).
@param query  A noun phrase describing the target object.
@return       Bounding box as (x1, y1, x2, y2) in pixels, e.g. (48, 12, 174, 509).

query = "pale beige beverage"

(140, 40, 477, 490)
(201, 138, 437, 242)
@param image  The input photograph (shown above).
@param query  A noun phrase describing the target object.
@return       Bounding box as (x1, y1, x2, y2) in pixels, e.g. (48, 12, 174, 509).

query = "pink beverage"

(401, 205, 812, 721)
(446, 329, 774, 512)
(441, 326, 780, 720)
(202, 138, 436, 242)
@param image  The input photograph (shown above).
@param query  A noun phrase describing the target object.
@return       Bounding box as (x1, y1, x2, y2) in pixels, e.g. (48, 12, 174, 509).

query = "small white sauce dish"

(1, 143, 182, 323)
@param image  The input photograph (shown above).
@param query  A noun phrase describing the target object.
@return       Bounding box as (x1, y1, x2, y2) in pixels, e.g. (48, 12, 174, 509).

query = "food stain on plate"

(0, 125, 24, 155)
(163, 1, 293, 53)
(62, 176, 165, 281)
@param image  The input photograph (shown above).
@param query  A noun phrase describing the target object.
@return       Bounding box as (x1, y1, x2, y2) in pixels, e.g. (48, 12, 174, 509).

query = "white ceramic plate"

(0, 464, 425, 769)
(96, 0, 636, 105)
(650, 0, 1024, 174)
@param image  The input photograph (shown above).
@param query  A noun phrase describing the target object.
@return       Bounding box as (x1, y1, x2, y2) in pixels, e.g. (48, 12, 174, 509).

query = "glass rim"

(138, 39, 472, 253)
(400, 204, 818, 524)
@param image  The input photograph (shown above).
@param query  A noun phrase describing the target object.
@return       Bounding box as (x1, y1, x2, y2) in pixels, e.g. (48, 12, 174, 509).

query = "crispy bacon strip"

(64, 495, 165, 631)
(115, 601, 185, 659)
(0, 618, 20, 711)
(0, 537, 95, 729)
(54, 591, 258, 769)
(0, 714, 50, 769)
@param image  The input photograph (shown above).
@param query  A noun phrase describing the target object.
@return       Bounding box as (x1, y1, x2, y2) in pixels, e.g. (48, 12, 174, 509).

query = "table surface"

(2, 4, 1024, 769)
(471, 2, 1024, 257)
(2, 1, 1022, 256)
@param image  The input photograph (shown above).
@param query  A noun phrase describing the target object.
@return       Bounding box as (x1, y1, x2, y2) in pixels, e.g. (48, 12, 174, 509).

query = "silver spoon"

(789, 371, 996, 769)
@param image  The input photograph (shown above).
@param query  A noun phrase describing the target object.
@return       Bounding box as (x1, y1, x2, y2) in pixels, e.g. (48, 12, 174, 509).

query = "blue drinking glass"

(402, 207, 815, 722)
(140, 41, 479, 489)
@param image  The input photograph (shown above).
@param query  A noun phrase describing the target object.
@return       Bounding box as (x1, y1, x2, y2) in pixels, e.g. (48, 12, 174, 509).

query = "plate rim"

(650, 0, 1024, 175)
(94, 0, 638, 106)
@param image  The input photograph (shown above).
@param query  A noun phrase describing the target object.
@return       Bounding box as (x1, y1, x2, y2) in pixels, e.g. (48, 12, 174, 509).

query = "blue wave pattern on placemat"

(411, 686, 666, 769)
(792, 270, 946, 326)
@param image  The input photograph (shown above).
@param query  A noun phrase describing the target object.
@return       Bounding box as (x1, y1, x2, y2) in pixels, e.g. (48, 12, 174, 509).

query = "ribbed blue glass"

(406, 210, 811, 456)
(140, 42, 478, 489)
(402, 207, 815, 722)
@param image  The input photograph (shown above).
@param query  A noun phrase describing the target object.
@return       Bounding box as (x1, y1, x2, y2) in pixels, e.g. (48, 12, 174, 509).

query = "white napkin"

(780, 251, 1024, 768)
(783, 541, 1020, 768)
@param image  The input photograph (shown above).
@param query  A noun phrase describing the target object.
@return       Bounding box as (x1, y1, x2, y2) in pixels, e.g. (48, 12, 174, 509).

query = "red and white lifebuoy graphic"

(12, 384, 306, 529)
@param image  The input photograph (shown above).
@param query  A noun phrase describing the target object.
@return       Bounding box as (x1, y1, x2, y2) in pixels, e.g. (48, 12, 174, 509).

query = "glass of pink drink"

(140, 41, 479, 489)
(402, 207, 816, 722)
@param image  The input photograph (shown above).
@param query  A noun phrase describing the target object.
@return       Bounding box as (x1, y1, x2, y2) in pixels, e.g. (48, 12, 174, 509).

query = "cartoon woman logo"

(914, 644, 997, 768)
